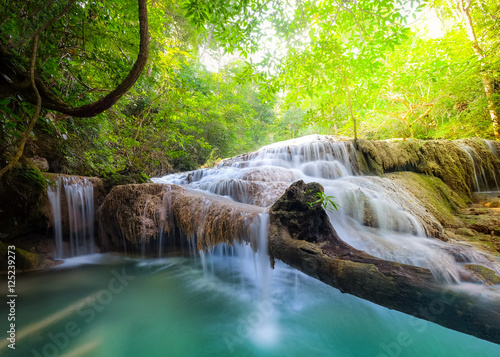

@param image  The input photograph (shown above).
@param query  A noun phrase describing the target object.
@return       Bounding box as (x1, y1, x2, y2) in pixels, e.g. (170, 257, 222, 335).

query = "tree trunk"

(55, 0, 149, 117)
(0, 0, 149, 118)
(339, 69, 358, 141)
(0, 36, 42, 179)
(457, 0, 500, 137)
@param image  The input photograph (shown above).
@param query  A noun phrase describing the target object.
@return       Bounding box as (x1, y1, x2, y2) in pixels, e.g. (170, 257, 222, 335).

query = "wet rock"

(386, 172, 466, 234)
(0, 240, 59, 272)
(97, 183, 264, 252)
(355, 175, 445, 238)
(452, 191, 500, 253)
(356, 138, 500, 199)
(484, 201, 500, 208)
(270, 180, 337, 243)
(465, 264, 500, 285)
(268, 180, 500, 345)
(456, 228, 477, 237)
(198, 179, 289, 207)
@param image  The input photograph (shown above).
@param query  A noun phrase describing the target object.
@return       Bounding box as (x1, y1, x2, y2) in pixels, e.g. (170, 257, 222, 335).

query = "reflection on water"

(2, 251, 500, 357)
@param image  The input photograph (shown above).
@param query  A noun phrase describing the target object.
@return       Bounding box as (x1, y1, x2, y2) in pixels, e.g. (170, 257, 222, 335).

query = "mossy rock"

(270, 180, 334, 243)
(456, 228, 477, 237)
(355, 139, 384, 176)
(355, 139, 486, 200)
(386, 172, 467, 229)
(0, 242, 41, 272)
(465, 264, 500, 285)
(0, 165, 49, 239)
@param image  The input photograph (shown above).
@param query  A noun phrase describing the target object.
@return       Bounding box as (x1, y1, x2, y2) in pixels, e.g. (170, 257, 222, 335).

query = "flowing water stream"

(3, 254, 500, 357)
(154, 135, 500, 285)
(48, 176, 95, 258)
(12, 135, 500, 356)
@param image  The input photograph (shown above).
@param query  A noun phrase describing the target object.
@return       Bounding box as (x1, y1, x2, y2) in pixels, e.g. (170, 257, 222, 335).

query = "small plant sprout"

(307, 191, 340, 213)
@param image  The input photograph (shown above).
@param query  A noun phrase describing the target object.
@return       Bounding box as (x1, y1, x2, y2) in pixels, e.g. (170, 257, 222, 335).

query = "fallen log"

(268, 180, 500, 345)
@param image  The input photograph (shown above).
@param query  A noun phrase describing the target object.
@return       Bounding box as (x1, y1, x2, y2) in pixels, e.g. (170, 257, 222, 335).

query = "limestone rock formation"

(356, 138, 500, 199)
(97, 183, 264, 253)
(386, 172, 467, 232)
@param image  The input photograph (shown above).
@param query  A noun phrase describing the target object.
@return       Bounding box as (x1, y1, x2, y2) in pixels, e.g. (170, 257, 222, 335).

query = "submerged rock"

(0, 241, 59, 272)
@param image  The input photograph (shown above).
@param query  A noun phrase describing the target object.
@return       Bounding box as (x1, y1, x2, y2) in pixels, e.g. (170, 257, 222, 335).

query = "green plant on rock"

(307, 191, 340, 213)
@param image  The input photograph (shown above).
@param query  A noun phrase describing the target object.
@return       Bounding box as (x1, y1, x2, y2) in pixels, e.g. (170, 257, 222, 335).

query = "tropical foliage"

(0, 0, 498, 182)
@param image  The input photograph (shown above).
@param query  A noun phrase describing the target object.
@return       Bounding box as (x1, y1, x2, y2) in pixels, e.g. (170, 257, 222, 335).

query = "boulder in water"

(270, 180, 337, 243)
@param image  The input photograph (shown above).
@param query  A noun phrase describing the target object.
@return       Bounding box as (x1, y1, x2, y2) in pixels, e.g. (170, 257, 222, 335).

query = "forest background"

(1, 0, 499, 188)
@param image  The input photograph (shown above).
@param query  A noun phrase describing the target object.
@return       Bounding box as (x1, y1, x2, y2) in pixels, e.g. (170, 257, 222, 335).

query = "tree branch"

(341, 2, 365, 43)
(0, 35, 42, 179)
(51, 0, 150, 117)
(3, 0, 150, 118)
(15, 0, 77, 48)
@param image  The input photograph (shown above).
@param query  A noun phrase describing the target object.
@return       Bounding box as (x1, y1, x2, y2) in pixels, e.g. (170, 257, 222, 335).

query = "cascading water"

(485, 139, 500, 158)
(197, 213, 271, 299)
(458, 141, 500, 192)
(47, 176, 95, 258)
(153, 135, 500, 285)
(10, 137, 500, 357)
(157, 187, 174, 257)
(460, 144, 493, 191)
(47, 181, 63, 258)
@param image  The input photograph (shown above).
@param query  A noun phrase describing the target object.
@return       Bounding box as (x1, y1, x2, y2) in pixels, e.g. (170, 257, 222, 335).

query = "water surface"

(3, 252, 500, 357)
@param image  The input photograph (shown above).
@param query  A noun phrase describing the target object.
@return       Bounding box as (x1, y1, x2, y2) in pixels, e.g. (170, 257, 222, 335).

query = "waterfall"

(485, 139, 499, 159)
(458, 141, 500, 192)
(196, 212, 272, 300)
(459, 144, 490, 191)
(47, 176, 95, 258)
(157, 187, 174, 257)
(47, 182, 63, 258)
(153, 135, 500, 284)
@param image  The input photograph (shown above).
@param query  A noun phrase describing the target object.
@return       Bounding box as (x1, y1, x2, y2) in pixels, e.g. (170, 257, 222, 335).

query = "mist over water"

(4, 254, 500, 357)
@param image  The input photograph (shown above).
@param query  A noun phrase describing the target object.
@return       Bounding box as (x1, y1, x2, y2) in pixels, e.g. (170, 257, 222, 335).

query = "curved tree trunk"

(0, 0, 149, 177)
(48, 0, 150, 117)
(0, 0, 149, 118)
(0, 36, 42, 179)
